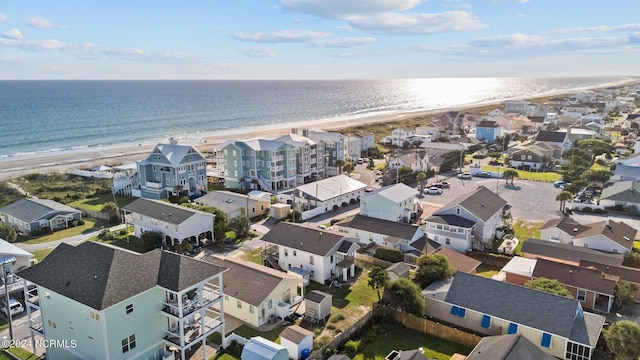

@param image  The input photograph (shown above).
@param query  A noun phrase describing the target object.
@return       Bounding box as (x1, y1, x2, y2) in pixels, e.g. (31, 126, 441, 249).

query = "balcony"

(163, 315, 222, 347)
(145, 181, 163, 190)
(161, 289, 221, 319)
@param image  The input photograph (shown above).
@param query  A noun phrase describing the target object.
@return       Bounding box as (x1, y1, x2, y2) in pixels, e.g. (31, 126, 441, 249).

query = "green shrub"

(326, 323, 336, 330)
(329, 313, 345, 323)
(593, 208, 608, 214)
(324, 347, 335, 357)
(343, 340, 361, 358)
(119, 229, 128, 236)
(582, 207, 593, 213)
(374, 247, 403, 263)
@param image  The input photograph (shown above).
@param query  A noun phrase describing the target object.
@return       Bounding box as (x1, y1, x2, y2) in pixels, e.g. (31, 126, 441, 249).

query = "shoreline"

(0, 77, 637, 181)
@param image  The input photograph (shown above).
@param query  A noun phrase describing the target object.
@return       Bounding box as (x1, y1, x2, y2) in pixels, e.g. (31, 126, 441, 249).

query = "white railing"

(145, 181, 163, 189)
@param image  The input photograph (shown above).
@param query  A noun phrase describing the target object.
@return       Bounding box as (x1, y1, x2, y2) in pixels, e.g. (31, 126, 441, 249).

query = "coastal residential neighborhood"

(3, 83, 640, 360)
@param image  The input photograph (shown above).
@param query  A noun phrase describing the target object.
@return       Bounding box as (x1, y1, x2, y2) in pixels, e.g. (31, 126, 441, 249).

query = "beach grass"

(18, 217, 111, 244)
(67, 193, 135, 211)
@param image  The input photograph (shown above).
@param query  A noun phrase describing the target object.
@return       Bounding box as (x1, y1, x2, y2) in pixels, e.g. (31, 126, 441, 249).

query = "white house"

(261, 222, 360, 284)
(290, 175, 367, 219)
(353, 130, 375, 152)
(540, 217, 636, 254)
(391, 127, 416, 147)
(122, 198, 214, 247)
(423, 186, 508, 252)
(18, 241, 227, 360)
(205, 257, 303, 328)
(334, 215, 425, 253)
(388, 152, 430, 172)
(192, 190, 270, 221)
(359, 183, 420, 222)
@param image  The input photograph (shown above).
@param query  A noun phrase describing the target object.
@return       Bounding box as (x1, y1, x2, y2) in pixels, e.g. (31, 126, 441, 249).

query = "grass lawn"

(635, 240, 640, 250)
(18, 218, 112, 245)
(92, 233, 147, 254)
(480, 166, 561, 182)
(31, 248, 54, 263)
(240, 248, 263, 265)
(1, 348, 40, 360)
(590, 162, 610, 172)
(67, 193, 135, 211)
(512, 219, 544, 255)
(475, 264, 501, 279)
(353, 321, 471, 360)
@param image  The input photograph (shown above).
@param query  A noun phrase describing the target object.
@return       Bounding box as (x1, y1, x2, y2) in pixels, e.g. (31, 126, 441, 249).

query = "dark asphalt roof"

(261, 222, 345, 256)
(305, 290, 331, 304)
(532, 258, 617, 295)
(466, 334, 555, 360)
(520, 238, 624, 266)
(0, 198, 81, 223)
(425, 215, 476, 228)
(18, 242, 226, 310)
(122, 198, 203, 225)
(341, 215, 421, 240)
(436, 186, 507, 222)
(535, 130, 567, 143)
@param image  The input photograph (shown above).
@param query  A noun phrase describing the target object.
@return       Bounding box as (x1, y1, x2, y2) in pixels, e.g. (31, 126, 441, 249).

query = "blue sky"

(1, 0, 639, 79)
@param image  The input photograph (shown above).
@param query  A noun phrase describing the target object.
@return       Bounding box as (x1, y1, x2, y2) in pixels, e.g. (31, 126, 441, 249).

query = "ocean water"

(0, 77, 633, 158)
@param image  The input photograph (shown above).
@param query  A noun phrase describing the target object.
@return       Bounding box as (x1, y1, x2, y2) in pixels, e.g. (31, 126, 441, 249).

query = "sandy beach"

(0, 79, 637, 182)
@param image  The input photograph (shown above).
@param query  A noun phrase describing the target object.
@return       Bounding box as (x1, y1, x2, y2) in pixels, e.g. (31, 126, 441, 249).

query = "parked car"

(458, 173, 472, 180)
(424, 187, 443, 195)
(475, 171, 492, 178)
(0, 298, 24, 317)
(489, 160, 503, 166)
(431, 182, 450, 189)
(553, 180, 567, 188)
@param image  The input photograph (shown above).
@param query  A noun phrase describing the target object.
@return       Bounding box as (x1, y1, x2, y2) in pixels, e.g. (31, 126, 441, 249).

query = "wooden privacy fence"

(354, 252, 393, 269)
(309, 311, 373, 360)
(393, 311, 482, 349)
(81, 209, 112, 220)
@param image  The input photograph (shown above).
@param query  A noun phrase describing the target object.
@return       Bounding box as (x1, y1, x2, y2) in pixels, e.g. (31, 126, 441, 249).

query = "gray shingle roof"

(600, 180, 640, 203)
(424, 214, 476, 228)
(205, 257, 299, 307)
(261, 222, 345, 256)
(17, 242, 226, 310)
(340, 215, 420, 241)
(436, 186, 507, 222)
(444, 272, 604, 346)
(535, 130, 567, 143)
(543, 217, 636, 251)
(532, 259, 617, 295)
(521, 238, 623, 266)
(466, 334, 555, 360)
(122, 198, 204, 225)
(280, 325, 313, 344)
(0, 198, 81, 223)
(305, 290, 331, 304)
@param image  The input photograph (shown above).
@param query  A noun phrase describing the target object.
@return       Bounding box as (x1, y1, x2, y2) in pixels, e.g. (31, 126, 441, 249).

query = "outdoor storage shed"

(304, 290, 332, 322)
(241, 336, 289, 360)
(280, 325, 314, 360)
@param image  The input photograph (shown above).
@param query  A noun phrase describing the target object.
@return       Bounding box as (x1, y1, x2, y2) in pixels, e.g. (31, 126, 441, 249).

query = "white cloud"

(2, 28, 23, 40)
(233, 29, 332, 43)
(344, 11, 486, 34)
(313, 37, 375, 48)
(239, 46, 277, 57)
(281, 0, 486, 35)
(555, 23, 640, 34)
(27, 15, 64, 29)
(0, 14, 8, 23)
(517, 13, 527, 18)
(281, 0, 421, 18)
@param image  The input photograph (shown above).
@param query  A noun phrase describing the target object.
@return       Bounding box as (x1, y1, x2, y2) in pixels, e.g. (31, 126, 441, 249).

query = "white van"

(0, 298, 24, 317)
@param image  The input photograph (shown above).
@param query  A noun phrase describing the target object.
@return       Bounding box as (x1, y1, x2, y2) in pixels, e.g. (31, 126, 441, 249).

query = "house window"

(481, 315, 491, 329)
(508, 323, 518, 334)
(249, 305, 254, 314)
(577, 289, 587, 302)
(566, 341, 591, 360)
(309, 256, 314, 265)
(541, 333, 552, 348)
(284, 249, 288, 257)
(237, 300, 242, 309)
(268, 299, 273, 309)
(125, 304, 134, 314)
(446, 238, 451, 245)
(224, 295, 229, 301)
(450, 306, 465, 317)
(520, 155, 525, 160)
(153, 165, 157, 171)
(330, 255, 334, 263)
(527, 155, 532, 160)
(48, 320, 57, 328)
(293, 250, 297, 257)
(121, 334, 136, 353)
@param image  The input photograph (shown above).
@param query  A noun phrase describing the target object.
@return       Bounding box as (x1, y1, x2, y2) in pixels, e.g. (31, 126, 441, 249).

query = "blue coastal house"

(0, 198, 82, 235)
(475, 120, 502, 143)
(136, 138, 208, 199)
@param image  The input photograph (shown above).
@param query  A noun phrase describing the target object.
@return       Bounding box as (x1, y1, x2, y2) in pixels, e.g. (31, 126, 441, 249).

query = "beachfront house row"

(344, 133, 362, 162)
(0, 198, 82, 235)
(422, 272, 605, 360)
(359, 183, 421, 223)
(205, 257, 304, 328)
(539, 217, 636, 254)
(261, 222, 359, 284)
(353, 130, 375, 152)
(334, 214, 424, 253)
(422, 186, 508, 253)
(122, 198, 214, 248)
(276, 131, 326, 184)
(504, 100, 537, 116)
(501, 257, 616, 313)
(136, 139, 208, 200)
(17, 242, 227, 360)
(391, 127, 416, 147)
(192, 190, 270, 221)
(289, 175, 366, 220)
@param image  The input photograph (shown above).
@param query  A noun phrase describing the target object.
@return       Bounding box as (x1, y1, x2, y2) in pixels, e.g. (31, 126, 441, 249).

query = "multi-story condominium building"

(18, 241, 227, 360)
(307, 130, 346, 176)
(136, 138, 208, 200)
(218, 138, 298, 192)
(276, 132, 326, 184)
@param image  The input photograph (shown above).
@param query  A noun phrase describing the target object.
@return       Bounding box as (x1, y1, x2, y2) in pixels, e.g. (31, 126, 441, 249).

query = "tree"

(0, 223, 17, 243)
(416, 171, 427, 192)
(228, 216, 251, 237)
(439, 150, 464, 173)
(524, 277, 572, 298)
(413, 253, 455, 289)
(182, 204, 228, 241)
(343, 161, 355, 175)
(335, 160, 345, 174)
(555, 191, 573, 212)
(604, 320, 640, 360)
(383, 278, 424, 315)
(614, 281, 638, 308)
(502, 169, 519, 186)
(102, 201, 120, 224)
(141, 231, 163, 251)
(368, 266, 390, 301)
